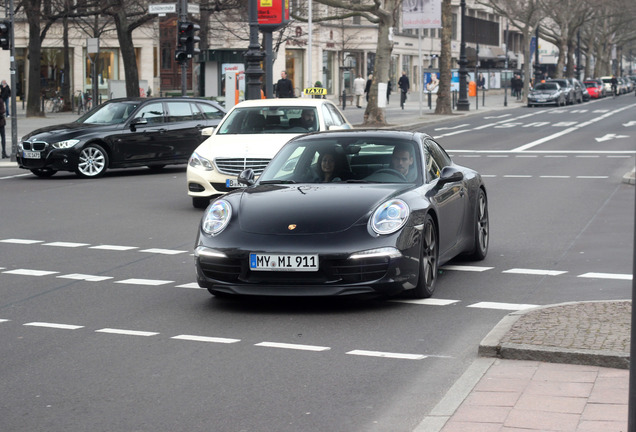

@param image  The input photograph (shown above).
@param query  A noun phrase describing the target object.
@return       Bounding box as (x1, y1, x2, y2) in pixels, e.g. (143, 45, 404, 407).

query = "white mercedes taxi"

(186, 98, 352, 208)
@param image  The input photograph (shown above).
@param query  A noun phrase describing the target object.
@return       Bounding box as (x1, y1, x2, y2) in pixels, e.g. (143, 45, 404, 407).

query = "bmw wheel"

(467, 188, 489, 260)
(76, 144, 108, 178)
(411, 214, 438, 298)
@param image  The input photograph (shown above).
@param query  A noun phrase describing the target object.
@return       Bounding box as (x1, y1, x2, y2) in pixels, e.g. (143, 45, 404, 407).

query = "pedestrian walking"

(1, 80, 10, 117)
(364, 74, 373, 102)
(386, 79, 392, 104)
(275, 71, 294, 98)
(0, 99, 7, 158)
(398, 70, 410, 109)
(353, 74, 365, 108)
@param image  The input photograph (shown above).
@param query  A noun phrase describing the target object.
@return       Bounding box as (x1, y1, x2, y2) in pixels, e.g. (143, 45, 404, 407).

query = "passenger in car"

(390, 143, 417, 181)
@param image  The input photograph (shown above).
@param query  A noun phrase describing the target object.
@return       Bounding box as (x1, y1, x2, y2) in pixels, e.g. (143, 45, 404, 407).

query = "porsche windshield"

(259, 137, 422, 184)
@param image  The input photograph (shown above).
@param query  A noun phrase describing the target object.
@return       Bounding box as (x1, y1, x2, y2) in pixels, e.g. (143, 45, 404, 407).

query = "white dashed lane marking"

(24, 322, 84, 330)
(1, 238, 44, 244)
(502, 268, 568, 276)
(43, 242, 91, 248)
(441, 265, 493, 272)
(140, 248, 188, 255)
(114, 278, 174, 286)
(57, 273, 114, 282)
(95, 328, 159, 337)
(346, 350, 427, 360)
(255, 342, 331, 352)
(4, 269, 58, 276)
(579, 272, 632, 281)
(172, 335, 241, 344)
(89, 245, 138, 251)
(467, 302, 538, 311)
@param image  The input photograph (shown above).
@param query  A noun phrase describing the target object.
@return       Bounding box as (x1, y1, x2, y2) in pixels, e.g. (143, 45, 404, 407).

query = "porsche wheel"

(76, 144, 108, 178)
(467, 188, 489, 260)
(411, 214, 438, 298)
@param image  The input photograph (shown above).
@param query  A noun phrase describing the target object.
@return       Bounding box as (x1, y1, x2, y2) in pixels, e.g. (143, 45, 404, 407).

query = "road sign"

(187, 3, 200, 14)
(149, 3, 176, 14)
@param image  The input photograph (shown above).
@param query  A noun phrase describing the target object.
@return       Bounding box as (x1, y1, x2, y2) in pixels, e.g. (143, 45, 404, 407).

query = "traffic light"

(178, 21, 200, 59)
(175, 21, 189, 63)
(0, 21, 11, 51)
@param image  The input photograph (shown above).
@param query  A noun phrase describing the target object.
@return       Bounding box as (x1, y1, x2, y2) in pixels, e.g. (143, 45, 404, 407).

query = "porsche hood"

(235, 184, 406, 235)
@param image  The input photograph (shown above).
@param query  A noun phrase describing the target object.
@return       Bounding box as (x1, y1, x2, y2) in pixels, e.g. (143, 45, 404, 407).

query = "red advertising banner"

(258, 0, 289, 28)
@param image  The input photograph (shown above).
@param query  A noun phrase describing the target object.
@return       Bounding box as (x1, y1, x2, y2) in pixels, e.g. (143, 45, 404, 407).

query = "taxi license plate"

(225, 178, 243, 188)
(250, 253, 319, 272)
(23, 151, 41, 159)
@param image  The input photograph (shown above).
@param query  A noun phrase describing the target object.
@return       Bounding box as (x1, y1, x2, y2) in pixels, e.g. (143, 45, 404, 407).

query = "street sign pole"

(180, 0, 187, 95)
(8, 0, 17, 161)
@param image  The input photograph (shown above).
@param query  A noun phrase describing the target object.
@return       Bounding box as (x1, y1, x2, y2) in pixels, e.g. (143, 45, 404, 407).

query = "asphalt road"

(0, 95, 633, 432)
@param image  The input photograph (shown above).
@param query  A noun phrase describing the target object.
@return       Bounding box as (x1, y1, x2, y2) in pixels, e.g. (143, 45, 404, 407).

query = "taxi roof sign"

(303, 87, 327, 96)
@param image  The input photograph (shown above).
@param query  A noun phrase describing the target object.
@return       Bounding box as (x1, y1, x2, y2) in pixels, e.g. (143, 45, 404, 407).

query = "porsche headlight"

(202, 199, 232, 235)
(189, 152, 214, 171)
(370, 199, 409, 235)
(52, 139, 80, 149)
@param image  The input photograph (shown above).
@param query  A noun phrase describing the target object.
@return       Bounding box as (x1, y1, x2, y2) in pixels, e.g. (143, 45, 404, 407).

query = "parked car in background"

(527, 82, 567, 107)
(600, 76, 614, 95)
(194, 130, 489, 299)
(583, 80, 606, 99)
(567, 78, 587, 102)
(17, 97, 226, 178)
(187, 98, 352, 209)
(547, 79, 578, 104)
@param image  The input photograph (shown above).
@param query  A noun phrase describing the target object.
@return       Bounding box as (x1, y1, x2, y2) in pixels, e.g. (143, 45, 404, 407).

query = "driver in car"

(391, 144, 416, 181)
(300, 109, 317, 131)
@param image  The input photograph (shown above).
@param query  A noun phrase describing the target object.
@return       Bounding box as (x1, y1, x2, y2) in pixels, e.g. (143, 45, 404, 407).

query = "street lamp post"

(456, 0, 470, 111)
(504, 21, 508, 107)
(244, 0, 265, 100)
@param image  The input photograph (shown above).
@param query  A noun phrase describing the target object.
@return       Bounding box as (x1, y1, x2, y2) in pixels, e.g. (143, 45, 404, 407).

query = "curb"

(478, 300, 631, 369)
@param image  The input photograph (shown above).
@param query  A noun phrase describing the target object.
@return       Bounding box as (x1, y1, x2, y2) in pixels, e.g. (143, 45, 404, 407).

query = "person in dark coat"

(386, 79, 392, 104)
(364, 74, 373, 102)
(1, 80, 10, 117)
(398, 71, 410, 109)
(275, 71, 294, 98)
(0, 99, 7, 158)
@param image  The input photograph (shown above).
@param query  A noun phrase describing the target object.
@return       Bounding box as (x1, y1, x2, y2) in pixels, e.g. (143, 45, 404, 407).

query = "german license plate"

(225, 178, 243, 188)
(250, 253, 319, 272)
(537, 99, 546, 103)
(23, 151, 41, 159)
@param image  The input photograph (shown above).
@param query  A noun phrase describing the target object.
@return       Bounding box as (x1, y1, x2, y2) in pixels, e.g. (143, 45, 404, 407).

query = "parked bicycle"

(76, 90, 92, 115)
(46, 91, 63, 113)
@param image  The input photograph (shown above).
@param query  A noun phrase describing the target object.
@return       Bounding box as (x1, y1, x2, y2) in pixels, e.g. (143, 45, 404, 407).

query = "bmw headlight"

(189, 152, 214, 171)
(202, 199, 232, 235)
(370, 199, 409, 235)
(52, 139, 80, 149)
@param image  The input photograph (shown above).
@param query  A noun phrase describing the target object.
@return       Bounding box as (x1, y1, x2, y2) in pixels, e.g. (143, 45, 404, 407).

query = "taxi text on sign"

(303, 87, 327, 96)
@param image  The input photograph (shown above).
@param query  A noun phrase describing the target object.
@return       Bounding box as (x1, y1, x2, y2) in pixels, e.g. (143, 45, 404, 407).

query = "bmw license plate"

(23, 151, 41, 159)
(250, 253, 319, 271)
(225, 178, 243, 188)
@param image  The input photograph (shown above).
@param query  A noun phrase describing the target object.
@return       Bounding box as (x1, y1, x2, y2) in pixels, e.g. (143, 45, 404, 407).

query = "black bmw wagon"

(17, 97, 225, 178)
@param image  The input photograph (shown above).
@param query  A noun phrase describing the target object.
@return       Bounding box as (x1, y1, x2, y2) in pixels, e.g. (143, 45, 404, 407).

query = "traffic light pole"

(180, 0, 187, 96)
(8, 0, 17, 161)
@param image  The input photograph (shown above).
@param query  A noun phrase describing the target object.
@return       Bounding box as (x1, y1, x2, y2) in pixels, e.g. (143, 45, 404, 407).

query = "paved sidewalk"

(418, 300, 631, 432)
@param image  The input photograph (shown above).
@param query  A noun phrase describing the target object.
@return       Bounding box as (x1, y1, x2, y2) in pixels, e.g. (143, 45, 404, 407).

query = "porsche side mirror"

(238, 168, 256, 186)
(437, 166, 464, 186)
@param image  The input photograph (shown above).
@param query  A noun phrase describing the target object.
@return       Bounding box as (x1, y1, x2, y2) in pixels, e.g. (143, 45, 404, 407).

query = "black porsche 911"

(194, 130, 489, 299)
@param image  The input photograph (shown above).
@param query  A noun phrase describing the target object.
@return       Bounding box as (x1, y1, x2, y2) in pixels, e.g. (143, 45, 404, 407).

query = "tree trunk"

(362, 0, 397, 126)
(435, 0, 452, 115)
(113, 10, 140, 97)
(26, 2, 44, 117)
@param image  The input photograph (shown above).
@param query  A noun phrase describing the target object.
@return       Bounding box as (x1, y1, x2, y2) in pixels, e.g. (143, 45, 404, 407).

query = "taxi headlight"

(370, 199, 409, 235)
(202, 199, 232, 235)
(189, 152, 214, 171)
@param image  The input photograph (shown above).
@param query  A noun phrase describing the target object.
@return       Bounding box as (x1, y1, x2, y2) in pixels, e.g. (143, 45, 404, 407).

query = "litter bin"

(468, 81, 477, 97)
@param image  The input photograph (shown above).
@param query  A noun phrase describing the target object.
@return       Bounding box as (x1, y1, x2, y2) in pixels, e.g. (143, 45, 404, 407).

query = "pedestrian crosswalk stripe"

(578, 272, 632, 280)
(503, 268, 567, 276)
(57, 273, 113, 282)
(467, 302, 538, 311)
(96, 328, 158, 336)
(256, 342, 331, 351)
(43, 242, 91, 248)
(115, 278, 174, 286)
(346, 350, 426, 360)
(172, 335, 240, 343)
(24, 322, 83, 330)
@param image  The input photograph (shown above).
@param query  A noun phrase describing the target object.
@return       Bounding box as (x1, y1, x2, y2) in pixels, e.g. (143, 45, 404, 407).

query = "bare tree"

(481, 0, 541, 101)
(434, 0, 452, 114)
(293, 0, 402, 126)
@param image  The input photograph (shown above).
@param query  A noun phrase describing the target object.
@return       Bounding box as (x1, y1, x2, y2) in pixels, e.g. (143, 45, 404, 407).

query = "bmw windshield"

(77, 101, 142, 125)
